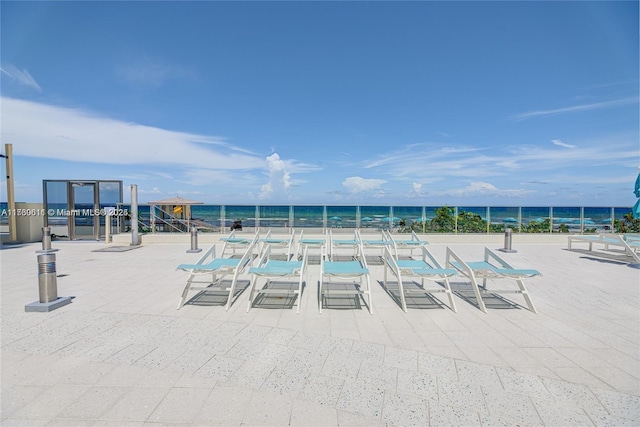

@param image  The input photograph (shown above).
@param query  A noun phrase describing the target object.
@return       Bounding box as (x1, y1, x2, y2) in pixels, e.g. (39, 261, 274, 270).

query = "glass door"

(69, 182, 99, 240)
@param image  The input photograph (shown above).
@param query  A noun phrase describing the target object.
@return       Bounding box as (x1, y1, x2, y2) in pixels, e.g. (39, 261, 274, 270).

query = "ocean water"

(0, 202, 634, 230)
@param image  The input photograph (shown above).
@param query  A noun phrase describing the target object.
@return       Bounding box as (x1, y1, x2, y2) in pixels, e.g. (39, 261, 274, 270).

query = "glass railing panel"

(457, 206, 488, 233)
(360, 206, 391, 230)
(393, 206, 424, 232)
(293, 205, 324, 228)
(521, 207, 551, 233)
(259, 205, 291, 228)
(326, 206, 357, 229)
(551, 207, 580, 232)
(489, 207, 520, 232)
(225, 205, 257, 228)
(582, 207, 612, 232)
(191, 205, 222, 228)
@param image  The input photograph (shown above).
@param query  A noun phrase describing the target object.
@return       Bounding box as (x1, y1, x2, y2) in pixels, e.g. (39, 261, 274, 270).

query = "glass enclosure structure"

(43, 180, 123, 240)
(124, 204, 633, 234)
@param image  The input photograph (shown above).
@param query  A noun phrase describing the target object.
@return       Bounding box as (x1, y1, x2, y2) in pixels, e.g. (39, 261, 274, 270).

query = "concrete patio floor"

(1, 235, 639, 426)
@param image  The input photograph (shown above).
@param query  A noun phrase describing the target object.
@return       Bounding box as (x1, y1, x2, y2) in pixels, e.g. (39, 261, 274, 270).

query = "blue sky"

(1, 1, 638, 206)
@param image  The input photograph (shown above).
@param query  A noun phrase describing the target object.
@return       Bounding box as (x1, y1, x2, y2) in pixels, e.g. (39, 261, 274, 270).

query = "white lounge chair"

(247, 245, 308, 313)
(176, 234, 259, 310)
(220, 229, 259, 257)
(384, 230, 429, 259)
(260, 228, 296, 259)
(328, 229, 362, 260)
(568, 233, 640, 263)
(383, 245, 457, 313)
(295, 230, 326, 263)
(359, 230, 393, 262)
(446, 247, 539, 313)
(320, 241, 372, 314)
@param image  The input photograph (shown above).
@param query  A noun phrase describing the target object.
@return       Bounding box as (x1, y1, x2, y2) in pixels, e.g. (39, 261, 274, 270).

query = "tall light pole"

(2, 144, 18, 242)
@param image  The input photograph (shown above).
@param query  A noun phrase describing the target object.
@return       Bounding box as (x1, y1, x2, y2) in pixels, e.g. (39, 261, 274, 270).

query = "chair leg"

(365, 275, 373, 315)
(296, 276, 304, 314)
(469, 275, 488, 313)
(246, 277, 258, 313)
(177, 274, 195, 309)
(397, 272, 407, 313)
(443, 278, 458, 313)
(318, 279, 323, 314)
(516, 279, 537, 313)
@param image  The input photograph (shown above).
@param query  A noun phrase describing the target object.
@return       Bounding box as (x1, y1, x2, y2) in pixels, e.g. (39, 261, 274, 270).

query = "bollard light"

(187, 225, 202, 253)
(36, 226, 59, 253)
(498, 227, 517, 253)
(25, 252, 72, 312)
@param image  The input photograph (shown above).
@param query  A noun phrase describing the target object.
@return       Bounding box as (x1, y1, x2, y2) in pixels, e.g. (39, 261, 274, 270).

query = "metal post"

(37, 253, 58, 303)
(130, 184, 140, 246)
(498, 227, 516, 253)
(36, 226, 59, 253)
(105, 214, 112, 244)
(187, 225, 201, 253)
(4, 144, 17, 242)
(25, 252, 72, 312)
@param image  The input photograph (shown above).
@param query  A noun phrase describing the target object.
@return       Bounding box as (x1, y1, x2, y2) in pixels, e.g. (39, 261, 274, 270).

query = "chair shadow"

(449, 281, 524, 311)
(377, 280, 447, 310)
(249, 281, 306, 310)
(564, 248, 631, 265)
(185, 279, 250, 308)
(318, 281, 371, 311)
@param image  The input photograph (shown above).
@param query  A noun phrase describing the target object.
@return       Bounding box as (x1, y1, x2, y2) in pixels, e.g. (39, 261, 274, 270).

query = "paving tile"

(261, 363, 312, 396)
(11, 384, 90, 420)
(356, 363, 397, 391)
(193, 354, 244, 380)
(147, 387, 212, 423)
(194, 386, 253, 424)
(417, 351, 459, 381)
(336, 410, 387, 426)
(0, 384, 50, 418)
(381, 390, 429, 426)
(438, 377, 488, 414)
(101, 386, 171, 422)
(495, 366, 553, 400)
(383, 346, 418, 370)
(455, 359, 502, 390)
(590, 387, 640, 421)
(396, 368, 437, 400)
(299, 374, 345, 406)
(241, 389, 293, 425)
(429, 401, 481, 426)
(220, 359, 275, 388)
(290, 398, 339, 426)
(481, 388, 542, 425)
(321, 352, 361, 382)
(532, 398, 595, 426)
(336, 377, 384, 419)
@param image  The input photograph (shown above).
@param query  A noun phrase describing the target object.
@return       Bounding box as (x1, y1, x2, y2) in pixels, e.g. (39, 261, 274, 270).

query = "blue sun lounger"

(177, 234, 259, 310)
(247, 244, 307, 313)
(320, 241, 372, 314)
(446, 247, 539, 313)
(383, 245, 457, 313)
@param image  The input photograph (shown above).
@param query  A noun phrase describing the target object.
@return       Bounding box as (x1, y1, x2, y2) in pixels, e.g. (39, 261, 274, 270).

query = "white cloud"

(511, 97, 638, 121)
(1, 65, 42, 92)
(445, 181, 532, 198)
(551, 139, 577, 148)
(260, 153, 291, 200)
(342, 176, 386, 193)
(412, 182, 422, 194)
(1, 97, 266, 170)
